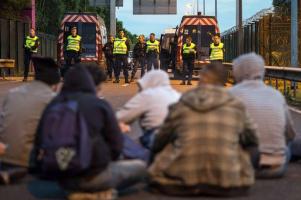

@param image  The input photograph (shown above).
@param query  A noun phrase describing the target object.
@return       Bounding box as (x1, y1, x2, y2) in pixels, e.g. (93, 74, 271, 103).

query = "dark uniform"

(146, 40, 160, 71)
(102, 41, 114, 80)
(131, 41, 147, 80)
(181, 42, 197, 85)
(113, 37, 130, 83)
(63, 34, 82, 76)
(23, 35, 39, 80)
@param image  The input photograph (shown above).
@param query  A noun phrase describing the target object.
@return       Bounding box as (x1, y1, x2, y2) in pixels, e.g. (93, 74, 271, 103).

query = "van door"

(81, 23, 97, 58)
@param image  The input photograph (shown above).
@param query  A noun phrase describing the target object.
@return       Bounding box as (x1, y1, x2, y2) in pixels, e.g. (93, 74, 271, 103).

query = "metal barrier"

(224, 63, 301, 103)
(0, 18, 57, 76)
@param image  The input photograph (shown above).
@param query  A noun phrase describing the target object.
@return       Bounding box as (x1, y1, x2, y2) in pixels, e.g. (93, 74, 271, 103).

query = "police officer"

(64, 27, 82, 76)
(181, 36, 196, 85)
(23, 28, 40, 81)
(131, 35, 147, 81)
(146, 33, 160, 71)
(102, 35, 114, 81)
(209, 33, 224, 64)
(113, 30, 130, 84)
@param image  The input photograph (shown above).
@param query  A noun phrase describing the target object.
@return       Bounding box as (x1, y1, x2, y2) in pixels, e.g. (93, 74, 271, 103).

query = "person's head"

(199, 63, 228, 86)
(119, 30, 125, 38)
(138, 70, 170, 91)
(213, 33, 221, 44)
(138, 35, 145, 43)
(186, 36, 192, 45)
(232, 52, 265, 83)
(84, 64, 107, 97)
(150, 33, 155, 41)
(32, 57, 61, 92)
(71, 27, 77, 36)
(62, 64, 96, 94)
(108, 35, 114, 43)
(29, 28, 36, 37)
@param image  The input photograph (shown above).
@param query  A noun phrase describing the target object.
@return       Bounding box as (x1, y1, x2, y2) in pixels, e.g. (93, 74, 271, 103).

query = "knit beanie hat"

(32, 56, 61, 85)
(232, 52, 265, 82)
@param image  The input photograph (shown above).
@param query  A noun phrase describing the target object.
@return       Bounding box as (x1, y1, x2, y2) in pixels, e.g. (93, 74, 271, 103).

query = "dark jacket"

(33, 66, 123, 176)
(133, 42, 147, 58)
(102, 41, 114, 59)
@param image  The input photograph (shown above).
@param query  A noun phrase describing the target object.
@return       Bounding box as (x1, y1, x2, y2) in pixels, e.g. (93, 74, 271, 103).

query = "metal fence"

(0, 18, 57, 75)
(222, 6, 301, 66)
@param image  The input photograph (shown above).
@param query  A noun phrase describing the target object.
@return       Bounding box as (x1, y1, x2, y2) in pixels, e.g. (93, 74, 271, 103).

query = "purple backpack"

(38, 100, 92, 178)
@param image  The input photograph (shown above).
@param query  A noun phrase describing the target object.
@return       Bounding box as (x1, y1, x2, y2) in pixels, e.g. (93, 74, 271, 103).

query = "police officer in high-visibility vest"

(23, 28, 40, 81)
(113, 30, 130, 84)
(209, 33, 224, 64)
(146, 33, 160, 71)
(181, 36, 196, 85)
(64, 27, 82, 76)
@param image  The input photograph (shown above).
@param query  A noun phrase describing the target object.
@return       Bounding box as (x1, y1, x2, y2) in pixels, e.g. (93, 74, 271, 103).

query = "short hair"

(71, 27, 77, 30)
(150, 33, 155, 36)
(84, 63, 107, 86)
(32, 57, 61, 86)
(202, 63, 228, 85)
(214, 33, 221, 38)
(186, 36, 192, 40)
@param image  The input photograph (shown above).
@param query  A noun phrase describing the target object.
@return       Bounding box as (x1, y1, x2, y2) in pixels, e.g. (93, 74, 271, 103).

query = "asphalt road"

(0, 79, 300, 200)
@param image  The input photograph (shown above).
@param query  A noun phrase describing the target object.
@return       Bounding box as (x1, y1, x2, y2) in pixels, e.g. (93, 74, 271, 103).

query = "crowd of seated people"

(0, 53, 300, 200)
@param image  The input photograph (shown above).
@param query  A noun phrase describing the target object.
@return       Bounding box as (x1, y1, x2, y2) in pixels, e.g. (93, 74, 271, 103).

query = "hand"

(0, 143, 7, 156)
(119, 122, 131, 133)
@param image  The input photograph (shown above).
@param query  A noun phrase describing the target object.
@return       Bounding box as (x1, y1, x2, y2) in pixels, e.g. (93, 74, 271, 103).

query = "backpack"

(37, 99, 92, 178)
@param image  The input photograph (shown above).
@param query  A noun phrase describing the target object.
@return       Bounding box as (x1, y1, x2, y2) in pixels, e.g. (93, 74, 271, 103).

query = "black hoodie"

(34, 66, 123, 176)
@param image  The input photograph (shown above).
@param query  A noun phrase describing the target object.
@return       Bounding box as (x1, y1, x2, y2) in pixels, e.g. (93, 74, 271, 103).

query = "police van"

(58, 12, 107, 67)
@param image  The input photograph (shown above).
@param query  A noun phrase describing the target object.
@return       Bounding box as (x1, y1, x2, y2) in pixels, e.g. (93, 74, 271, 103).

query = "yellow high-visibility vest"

(146, 40, 160, 53)
(113, 37, 128, 55)
(25, 36, 39, 53)
(183, 43, 196, 54)
(210, 43, 224, 60)
(67, 35, 81, 52)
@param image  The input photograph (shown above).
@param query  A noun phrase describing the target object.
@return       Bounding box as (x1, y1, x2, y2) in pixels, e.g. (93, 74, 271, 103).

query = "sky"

(116, 0, 273, 36)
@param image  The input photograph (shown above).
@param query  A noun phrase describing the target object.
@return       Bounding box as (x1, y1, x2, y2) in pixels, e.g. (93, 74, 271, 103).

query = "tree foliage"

(0, 0, 30, 19)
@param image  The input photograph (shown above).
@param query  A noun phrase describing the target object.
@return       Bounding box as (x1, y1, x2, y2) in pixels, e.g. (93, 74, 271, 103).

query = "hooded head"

(62, 65, 95, 94)
(137, 70, 170, 91)
(233, 53, 265, 83)
(32, 56, 61, 86)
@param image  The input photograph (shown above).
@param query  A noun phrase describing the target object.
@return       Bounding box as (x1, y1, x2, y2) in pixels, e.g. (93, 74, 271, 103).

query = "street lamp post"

(110, 0, 116, 36)
(291, 0, 299, 68)
(203, 0, 205, 15)
(236, 0, 243, 55)
(215, 0, 217, 19)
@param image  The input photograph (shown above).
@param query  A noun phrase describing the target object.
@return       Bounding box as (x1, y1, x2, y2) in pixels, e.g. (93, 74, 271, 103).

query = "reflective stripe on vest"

(146, 40, 159, 53)
(113, 37, 128, 54)
(25, 36, 39, 53)
(183, 43, 196, 54)
(210, 43, 224, 60)
(67, 35, 81, 52)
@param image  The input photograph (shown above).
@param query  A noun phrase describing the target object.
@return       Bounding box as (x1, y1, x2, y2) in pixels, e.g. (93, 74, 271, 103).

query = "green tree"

(0, 0, 30, 19)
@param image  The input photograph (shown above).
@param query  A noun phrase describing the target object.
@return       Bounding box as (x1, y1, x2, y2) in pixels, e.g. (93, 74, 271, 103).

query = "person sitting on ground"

(33, 65, 147, 199)
(149, 63, 258, 197)
(117, 70, 181, 149)
(0, 57, 61, 170)
(230, 53, 296, 179)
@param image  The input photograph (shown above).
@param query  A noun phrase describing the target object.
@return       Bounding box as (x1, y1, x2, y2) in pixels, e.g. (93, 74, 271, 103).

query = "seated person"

(117, 70, 181, 149)
(32, 65, 147, 199)
(230, 53, 296, 179)
(0, 57, 60, 169)
(149, 63, 258, 197)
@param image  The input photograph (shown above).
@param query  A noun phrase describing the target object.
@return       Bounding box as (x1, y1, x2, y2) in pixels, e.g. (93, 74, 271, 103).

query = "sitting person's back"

(0, 57, 60, 168)
(117, 70, 180, 131)
(149, 64, 258, 197)
(230, 53, 295, 178)
(33, 65, 147, 198)
(117, 70, 180, 148)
